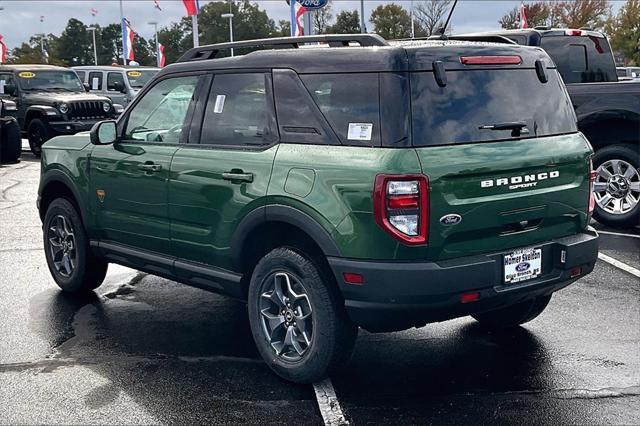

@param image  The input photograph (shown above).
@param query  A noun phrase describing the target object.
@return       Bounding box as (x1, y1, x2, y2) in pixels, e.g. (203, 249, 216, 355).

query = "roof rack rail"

(176, 34, 389, 63)
(446, 35, 517, 44)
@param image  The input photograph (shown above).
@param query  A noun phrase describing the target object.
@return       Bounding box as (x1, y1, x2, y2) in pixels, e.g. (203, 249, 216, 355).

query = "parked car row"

(0, 64, 159, 159)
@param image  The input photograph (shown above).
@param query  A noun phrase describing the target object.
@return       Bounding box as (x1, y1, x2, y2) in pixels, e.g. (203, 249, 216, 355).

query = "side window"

(75, 71, 86, 82)
(200, 73, 273, 146)
(107, 72, 125, 91)
(300, 73, 381, 146)
(124, 75, 199, 144)
(88, 71, 103, 91)
(0, 73, 15, 95)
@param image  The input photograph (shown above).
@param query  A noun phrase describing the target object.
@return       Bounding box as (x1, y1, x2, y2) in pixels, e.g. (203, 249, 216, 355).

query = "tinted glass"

(0, 73, 15, 95)
(16, 70, 84, 92)
(200, 73, 271, 146)
(126, 70, 158, 88)
(124, 76, 198, 143)
(75, 70, 86, 81)
(301, 73, 380, 146)
(540, 35, 617, 83)
(88, 71, 103, 90)
(107, 72, 125, 91)
(411, 69, 577, 147)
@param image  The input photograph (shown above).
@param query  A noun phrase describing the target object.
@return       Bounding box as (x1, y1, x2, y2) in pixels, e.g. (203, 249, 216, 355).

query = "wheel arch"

(578, 111, 640, 151)
(25, 106, 54, 129)
(39, 171, 87, 226)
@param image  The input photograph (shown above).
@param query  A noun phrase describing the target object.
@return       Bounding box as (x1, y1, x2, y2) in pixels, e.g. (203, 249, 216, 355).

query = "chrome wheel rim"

(47, 214, 76, 277)
(594, 159, 640, 215)
(259, 272, 313, 361)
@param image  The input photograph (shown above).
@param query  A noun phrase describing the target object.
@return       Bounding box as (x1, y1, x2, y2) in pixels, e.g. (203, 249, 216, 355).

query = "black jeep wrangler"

(0, 65, 116, 156)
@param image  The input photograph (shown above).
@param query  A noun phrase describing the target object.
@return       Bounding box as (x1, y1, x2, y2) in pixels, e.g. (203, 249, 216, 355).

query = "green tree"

(276, 20, 291, 37)
(313, 1, 334, 34)
(606, 0, 640, 65)
(56, 18, 92, 66)
(132, 34, 154, 66)
(328, 10, 360, 34)
(550, 0, 611, 30)
(95, 24, 122, 65)
(370, 4, 412, 40)
(158, 20, 191, 65)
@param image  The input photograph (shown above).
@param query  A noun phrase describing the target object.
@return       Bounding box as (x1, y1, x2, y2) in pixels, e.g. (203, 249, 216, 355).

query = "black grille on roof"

(68, 101, 108, 120)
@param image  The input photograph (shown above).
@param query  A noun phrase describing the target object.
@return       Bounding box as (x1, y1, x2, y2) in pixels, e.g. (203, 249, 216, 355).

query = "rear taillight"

(588, 158, 597, 216)
(460, 55, 522, 65)
(373, 174, 429, 245)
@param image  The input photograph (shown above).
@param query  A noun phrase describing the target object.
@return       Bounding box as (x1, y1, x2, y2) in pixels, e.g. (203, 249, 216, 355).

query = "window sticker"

(0, 80, 5, 94)
(127, 70, 142, 77)
(18, 71, 36, 79)
(213, 94, 226, 114)
(92, 77, 100, 90)
(347, 123, 373, 141)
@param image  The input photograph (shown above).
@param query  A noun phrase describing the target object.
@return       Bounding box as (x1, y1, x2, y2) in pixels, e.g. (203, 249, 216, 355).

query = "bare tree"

(499, 2, 552, 29)
(313, 1, 334, 34)
(413, 0, 452, 37)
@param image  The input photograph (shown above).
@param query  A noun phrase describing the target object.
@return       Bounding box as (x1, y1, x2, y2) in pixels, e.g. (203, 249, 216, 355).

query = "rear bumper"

(328, 229, 599, 332)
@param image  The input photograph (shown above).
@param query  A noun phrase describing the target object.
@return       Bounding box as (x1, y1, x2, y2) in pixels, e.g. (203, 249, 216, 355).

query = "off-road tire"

(248, 247, 358, 384)
(43, 198, 108, 293)
(27, 118, 51, 158)
(472, 295, 552, 328)
(0, 119, 21, 163)
(592, 144, 640, 229)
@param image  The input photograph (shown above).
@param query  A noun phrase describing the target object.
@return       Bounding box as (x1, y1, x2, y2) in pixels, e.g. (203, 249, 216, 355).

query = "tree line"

(5, 0, 639, 67)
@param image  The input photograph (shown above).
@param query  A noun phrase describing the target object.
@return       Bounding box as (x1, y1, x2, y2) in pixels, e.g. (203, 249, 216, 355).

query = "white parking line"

(597, 230, 640, 239)
(313, 378, 349, 425)
(598, 252, 640, 279)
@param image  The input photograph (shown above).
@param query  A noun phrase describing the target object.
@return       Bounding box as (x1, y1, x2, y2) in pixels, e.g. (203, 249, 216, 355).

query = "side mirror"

(90, 120, 118, 145)
(83, 83, 91, 92)
(3, 84, 16, 96)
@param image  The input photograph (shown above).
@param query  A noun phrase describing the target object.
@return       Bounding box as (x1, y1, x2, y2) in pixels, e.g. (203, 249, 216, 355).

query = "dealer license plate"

(504, 248, 542, 284)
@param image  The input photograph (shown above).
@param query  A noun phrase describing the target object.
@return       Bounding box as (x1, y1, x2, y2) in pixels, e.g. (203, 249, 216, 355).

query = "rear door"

(169, 71, 278, 270)
(410, 62, 592, 261)
(89, 74, 201, 255)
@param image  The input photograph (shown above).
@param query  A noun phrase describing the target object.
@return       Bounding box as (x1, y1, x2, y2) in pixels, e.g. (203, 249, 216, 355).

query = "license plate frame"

(503, 248, 542, 284)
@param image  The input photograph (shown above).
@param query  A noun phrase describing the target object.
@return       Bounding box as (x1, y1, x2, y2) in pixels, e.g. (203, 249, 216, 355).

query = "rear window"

(411, 69, 577, 147)
(539, 35, 617, 83)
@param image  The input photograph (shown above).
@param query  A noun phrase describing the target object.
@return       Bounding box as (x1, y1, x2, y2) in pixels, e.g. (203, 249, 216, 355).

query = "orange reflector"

(570, 267, 582, 278)
(461, 292, 480, 303)
(460, 55, 522, 65)
(343, 272, 364, 285)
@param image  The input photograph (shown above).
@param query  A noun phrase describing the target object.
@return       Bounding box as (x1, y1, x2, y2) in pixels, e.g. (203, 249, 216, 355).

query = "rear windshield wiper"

(479, 122, 529, 136)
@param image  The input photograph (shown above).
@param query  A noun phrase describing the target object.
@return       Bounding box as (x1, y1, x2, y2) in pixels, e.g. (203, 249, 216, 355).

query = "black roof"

(457, 28, 607, 47)
(157, 37, 552, 78)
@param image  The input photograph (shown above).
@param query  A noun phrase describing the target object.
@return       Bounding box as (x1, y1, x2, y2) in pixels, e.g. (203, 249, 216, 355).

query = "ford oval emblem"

(516, 262, 530, 272)
(295, 0, 329, 10)
(440, 214, 462, 226)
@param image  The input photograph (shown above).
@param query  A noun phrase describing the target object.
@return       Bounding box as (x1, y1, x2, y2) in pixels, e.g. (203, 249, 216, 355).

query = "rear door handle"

(222, 171, 254, 183)
(138, 163, 162, 172)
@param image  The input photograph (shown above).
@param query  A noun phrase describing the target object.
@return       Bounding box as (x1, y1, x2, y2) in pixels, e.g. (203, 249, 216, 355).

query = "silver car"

(72, 66, 160, 108)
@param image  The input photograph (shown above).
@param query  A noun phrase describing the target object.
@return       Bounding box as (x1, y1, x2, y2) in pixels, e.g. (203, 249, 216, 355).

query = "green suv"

(38, 35, 599, 383)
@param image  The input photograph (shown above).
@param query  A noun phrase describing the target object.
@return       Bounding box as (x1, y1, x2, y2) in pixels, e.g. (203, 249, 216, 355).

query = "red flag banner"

(519, 3, 528, 29)
(0, 35, 7, 63)
(182, 0, 200, 16)
(159, 43, 166, 67)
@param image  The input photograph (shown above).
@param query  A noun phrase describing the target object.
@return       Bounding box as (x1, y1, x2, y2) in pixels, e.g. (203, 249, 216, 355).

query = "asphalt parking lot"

(1, 152, 639, 425)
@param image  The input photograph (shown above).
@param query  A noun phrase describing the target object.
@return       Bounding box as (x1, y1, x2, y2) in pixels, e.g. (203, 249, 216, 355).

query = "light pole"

(88, 27, 98, 65)
(148, 21, 159, 67)
(221, 13, 234, 56)
(360, 0, 365, 33)
(34, 33, 46, 63)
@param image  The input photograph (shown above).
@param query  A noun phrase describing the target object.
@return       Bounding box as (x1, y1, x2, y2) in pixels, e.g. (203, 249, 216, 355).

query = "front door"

(106, 71, 128, 106)
(89, 74, 201, 255)
(169, 72, 279, 270)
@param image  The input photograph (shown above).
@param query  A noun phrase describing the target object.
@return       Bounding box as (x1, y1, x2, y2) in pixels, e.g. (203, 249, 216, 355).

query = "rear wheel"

(472, 295, 552, 329)
(27, 119, 51, 157)
(592, 145, 640, 229)
(248, 247, 357, 384)
(43, 198, 108, 293)
(0, 119, 21, 163)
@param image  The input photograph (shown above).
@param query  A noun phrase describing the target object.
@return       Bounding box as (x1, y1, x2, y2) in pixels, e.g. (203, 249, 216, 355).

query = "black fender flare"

(230, 204, 342, 270)
(38, 170, 88, 225)
(25, 105, 59, 125)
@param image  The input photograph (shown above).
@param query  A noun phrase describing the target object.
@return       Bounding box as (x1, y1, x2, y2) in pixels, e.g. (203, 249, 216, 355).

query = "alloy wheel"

(259, 271, 313, 361)
(593, 159, 640, 215)
(47, 214, 77, 277)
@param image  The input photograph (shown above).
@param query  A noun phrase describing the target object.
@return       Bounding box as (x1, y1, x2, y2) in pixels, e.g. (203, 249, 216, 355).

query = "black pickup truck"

(461, 28, 639, 228)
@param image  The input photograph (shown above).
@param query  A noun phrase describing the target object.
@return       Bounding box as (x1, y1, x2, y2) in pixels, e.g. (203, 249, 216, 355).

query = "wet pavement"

(1, 153, 639, 425)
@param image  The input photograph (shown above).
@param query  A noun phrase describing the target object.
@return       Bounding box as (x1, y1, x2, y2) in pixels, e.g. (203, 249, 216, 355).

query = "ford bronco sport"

(0, 64, 116, 156)
(38, 34, 599, 383)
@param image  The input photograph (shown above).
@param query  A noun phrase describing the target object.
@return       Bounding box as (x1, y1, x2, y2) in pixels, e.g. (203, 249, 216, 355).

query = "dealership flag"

(0, 35, 7, 63)
(294, 2, 306, 36)
(158, 43, 166, 67)
(519, 3, 528, 29)
(154, 0, 162, 11)
(90, 8, 98, 17)
(182, 0, 200, 16)
(122, 18, 135, 62)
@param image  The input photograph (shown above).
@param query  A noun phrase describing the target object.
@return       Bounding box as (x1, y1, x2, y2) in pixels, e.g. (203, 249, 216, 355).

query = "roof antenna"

(429, 0, 458, 40)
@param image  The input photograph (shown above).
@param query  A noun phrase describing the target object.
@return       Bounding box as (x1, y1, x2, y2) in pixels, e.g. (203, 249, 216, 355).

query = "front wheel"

(43, 198, 108, 293)
(592, 144, 640, 229)
(248, 247, 357, 384)
(27, 118, 51, 157)
(472, 295, 552, 329)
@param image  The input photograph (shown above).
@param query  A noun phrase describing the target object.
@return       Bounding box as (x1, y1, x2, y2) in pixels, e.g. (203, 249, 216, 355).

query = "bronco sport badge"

(481, 171, 560, 190)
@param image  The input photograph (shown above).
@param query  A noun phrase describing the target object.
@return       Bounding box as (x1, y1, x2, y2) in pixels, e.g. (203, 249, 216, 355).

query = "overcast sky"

(0, 0, 625, 50)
